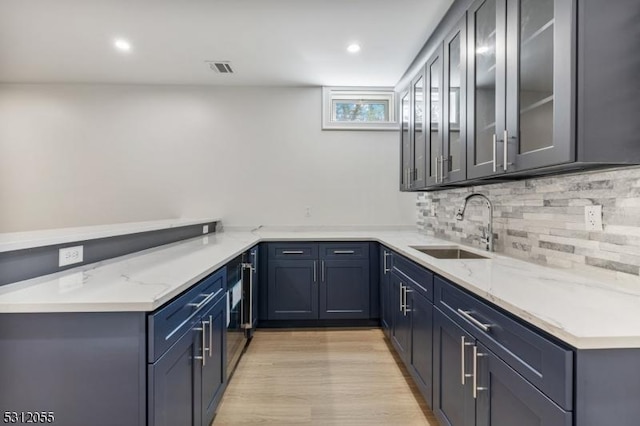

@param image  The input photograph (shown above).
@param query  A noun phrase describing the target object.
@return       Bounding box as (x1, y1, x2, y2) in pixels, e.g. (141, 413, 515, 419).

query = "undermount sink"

(410, 246, 490, 260)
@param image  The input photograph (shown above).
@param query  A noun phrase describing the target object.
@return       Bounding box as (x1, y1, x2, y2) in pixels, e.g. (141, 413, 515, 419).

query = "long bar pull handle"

(209, 315, 213, 358)
(399, 283, 404, 312)
(492, 134, 497, 173)
(248, 256, 254, 328)
(194, 320, 209, 366)
(282, 250, 304, 254)
(457, 309, 492, 332)
(503, 130, 508, 172)
(402, 285, 408, 316)
(313, 261, 317, 283)
(187, 292, 214, 309)
(461, 336, 466, 384)
(383, 251, 390, 273)
(333, 250, 355, 254)
(473, 346, 487, 399)
(321, 261, 325, 282)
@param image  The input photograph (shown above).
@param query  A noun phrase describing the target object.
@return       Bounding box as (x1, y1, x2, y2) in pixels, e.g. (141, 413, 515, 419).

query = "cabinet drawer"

(319, 242, 369, 259)
(268, 243, 318, 260)
(392, 254, 434, 302)
(148, 268, 226, 363)
(434, 277, 573, 410)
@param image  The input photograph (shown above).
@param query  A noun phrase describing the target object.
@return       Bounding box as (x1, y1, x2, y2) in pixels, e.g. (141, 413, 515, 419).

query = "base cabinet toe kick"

(380, 246, 640, 426)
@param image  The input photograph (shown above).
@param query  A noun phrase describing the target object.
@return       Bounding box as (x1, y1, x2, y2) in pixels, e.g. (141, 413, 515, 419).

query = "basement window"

(322, 87, 397, 130)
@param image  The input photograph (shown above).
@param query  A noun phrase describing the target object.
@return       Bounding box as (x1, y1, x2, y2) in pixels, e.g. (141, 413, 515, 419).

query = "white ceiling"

(0, 0, 453, 86)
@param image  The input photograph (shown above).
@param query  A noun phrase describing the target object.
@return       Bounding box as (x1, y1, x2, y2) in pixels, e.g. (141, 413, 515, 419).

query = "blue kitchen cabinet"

(475, 341, 571, 426)
(390, 271, 411, 360)
(148, 322, 201, 426)
(148, 268, 227, 426)
(200, 296, 227, 426)
(319, 258, 370, 319)
(410, 289, 434, 406)
(433, 307, 475, 426)
(266, 242, 371, 322)
(267, 259, 318, 320)
(380, 248, 393, 336)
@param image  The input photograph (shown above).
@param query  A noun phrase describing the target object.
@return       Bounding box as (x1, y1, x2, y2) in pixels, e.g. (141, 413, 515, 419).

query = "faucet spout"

(456, 193, 494, 252)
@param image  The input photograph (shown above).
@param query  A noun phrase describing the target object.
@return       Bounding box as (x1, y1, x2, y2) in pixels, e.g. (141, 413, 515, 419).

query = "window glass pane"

(430, 57, 441, 179)
(332, 101, 389, 122)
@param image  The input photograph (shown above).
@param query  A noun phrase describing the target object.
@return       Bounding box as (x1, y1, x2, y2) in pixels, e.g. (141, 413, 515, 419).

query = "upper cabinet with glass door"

(467, 0, 573, 179)
(411, 69, 427, 189)
(400, 89, 411, 190)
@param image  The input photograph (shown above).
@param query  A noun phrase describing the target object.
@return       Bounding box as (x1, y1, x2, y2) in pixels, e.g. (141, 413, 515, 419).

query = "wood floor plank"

(212, 328, 439, 426)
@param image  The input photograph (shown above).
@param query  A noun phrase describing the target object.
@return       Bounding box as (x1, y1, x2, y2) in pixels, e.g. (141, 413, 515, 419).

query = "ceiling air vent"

(206, 61, 234, 74)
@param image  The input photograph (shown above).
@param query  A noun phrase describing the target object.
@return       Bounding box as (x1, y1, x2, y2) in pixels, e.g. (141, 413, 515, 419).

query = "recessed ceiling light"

(114, 38, 132, 52)
(347, 43, 361, 53)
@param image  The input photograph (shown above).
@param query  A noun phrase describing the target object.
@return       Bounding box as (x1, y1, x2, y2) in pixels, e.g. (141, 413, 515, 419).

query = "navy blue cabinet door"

(319, 259, 370, 320)
(433, 308, 475, 426)
(201, 297, 227, 426)
(149, 324, 201, 426)
(475, 342, 572, 426)
(380, 249, 392, 335)
(267, 259, 318, 320)
(410, 290, 434, 407)
(390, 272, 411, 361)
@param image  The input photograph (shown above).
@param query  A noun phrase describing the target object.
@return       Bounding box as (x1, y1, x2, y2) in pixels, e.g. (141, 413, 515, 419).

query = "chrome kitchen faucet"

(455, 193, 493, 252)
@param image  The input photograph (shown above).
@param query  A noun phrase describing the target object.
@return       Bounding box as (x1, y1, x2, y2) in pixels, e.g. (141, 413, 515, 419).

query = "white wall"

(0, 84, 415, 232)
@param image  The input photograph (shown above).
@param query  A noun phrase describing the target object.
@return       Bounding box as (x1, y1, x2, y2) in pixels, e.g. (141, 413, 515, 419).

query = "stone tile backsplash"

(416, 166, 640, 281)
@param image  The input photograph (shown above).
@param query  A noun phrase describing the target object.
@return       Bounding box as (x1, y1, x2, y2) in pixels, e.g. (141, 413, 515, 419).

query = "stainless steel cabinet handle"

(188, 292, 214, 309)
(383, 251, 390, 274)
(333, 250, 355, 254)
(461, 336, 474, 384)
(282, 250, 304, 254)
(194, 320, 209, 366)
(403, 287, 412, 316)
(399, 283, 404, 312)
(248, 262, 254, 328)
(503, 130, 508, 172)
(209, 315, 213, 358)
(321, 260, 325, 282)
(492, 134, 497, 173)
(457, 309, 492, 332)
(313, 261, 317, 282)
(473, 346, 488, 399)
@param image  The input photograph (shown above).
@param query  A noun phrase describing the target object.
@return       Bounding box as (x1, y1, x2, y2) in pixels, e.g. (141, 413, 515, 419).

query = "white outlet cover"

(58, 245, 84, 267)
(584, 205, 603, 231)
(202, 225, 209, 234)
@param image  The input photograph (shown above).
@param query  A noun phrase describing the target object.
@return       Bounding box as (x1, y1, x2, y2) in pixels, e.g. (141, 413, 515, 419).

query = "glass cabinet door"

(400, 90, 411, 190)
(425, 47, 443, 187)
(506, 0, 573, 170)
(467, 0, 506, 179)
(443, 15, 467, 183)
(412, 70, 427, 189)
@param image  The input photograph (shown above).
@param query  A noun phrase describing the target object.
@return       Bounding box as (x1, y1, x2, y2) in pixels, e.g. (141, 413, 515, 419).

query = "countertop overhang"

(1, 229, 639, 350)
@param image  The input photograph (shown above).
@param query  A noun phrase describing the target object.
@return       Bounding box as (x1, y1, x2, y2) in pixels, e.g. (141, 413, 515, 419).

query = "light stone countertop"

(0, 218, 219, 252)
(1, 228, 639, 350)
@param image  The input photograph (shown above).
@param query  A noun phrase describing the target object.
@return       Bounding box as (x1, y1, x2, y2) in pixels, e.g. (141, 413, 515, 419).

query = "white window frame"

(322, 86, 398, 130)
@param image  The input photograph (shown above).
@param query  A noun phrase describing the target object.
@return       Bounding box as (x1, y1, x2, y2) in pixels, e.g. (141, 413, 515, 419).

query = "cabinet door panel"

(467, 0, 507, 179)
(400, 90, 412, 190)
(426, 47, 444, 187)
(434, 309, 475, 426)
(506, 0, 574, 171)
(410, 290, 434, 406)
(319, 259, 370, 319)
(412, 70, 427, 188)
(443, 15, 467, 183)
(149, 328, 200, 426)
(391, 273, 411, 361)
(201, 297, 227, 426)
(268, 259, 318, 320)
(476, 343, 572, 426)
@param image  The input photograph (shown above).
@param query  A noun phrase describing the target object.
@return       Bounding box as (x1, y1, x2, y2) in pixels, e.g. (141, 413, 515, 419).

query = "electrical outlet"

(584, 205, 603, 231)
(305, 206, 312, 217)
(58, 245, 84, 267)
(202, 225, 209, 234)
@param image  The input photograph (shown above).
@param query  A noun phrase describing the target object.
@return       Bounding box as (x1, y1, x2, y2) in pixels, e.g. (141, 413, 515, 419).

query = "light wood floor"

(213, 328, 439, 426)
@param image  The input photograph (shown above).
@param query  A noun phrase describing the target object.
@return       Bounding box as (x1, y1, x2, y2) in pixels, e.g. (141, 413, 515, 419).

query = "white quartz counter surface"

(1, 229, 639, 350)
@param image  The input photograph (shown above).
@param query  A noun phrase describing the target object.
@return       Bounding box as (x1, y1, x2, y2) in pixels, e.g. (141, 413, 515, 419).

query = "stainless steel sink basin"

(410, 246, 489, 260)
